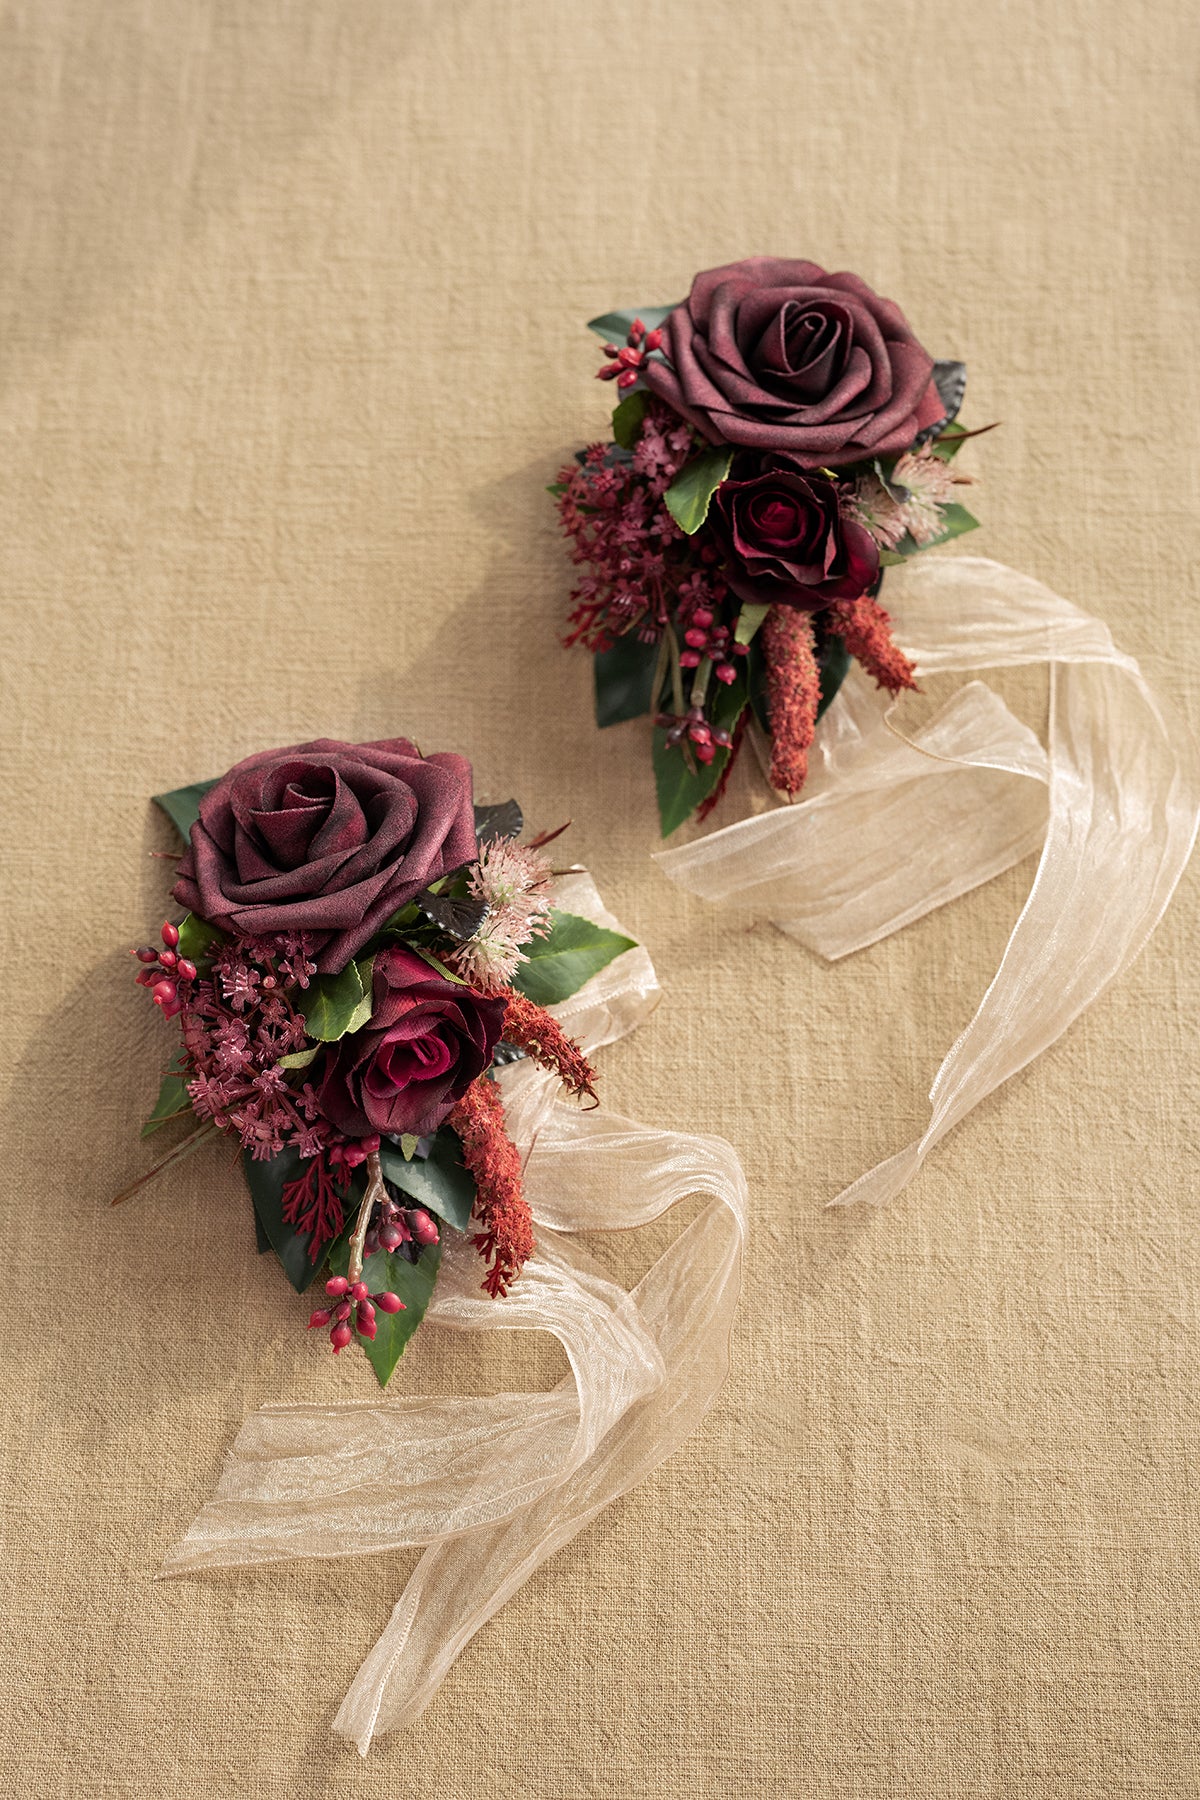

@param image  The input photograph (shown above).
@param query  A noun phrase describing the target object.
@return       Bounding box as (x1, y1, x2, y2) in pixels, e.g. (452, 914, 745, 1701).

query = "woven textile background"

(2, 2, 1197, 1795)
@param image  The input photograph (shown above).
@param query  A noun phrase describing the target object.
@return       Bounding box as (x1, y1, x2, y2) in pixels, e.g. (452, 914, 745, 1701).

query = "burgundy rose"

(644, 257, 944, 466)
(317, 946, 505, 1138)
(708, 455, 879, 611)
(174, 737, 478, 973)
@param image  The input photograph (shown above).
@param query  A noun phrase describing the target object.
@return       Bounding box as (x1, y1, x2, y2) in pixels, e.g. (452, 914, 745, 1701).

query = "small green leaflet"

(511, 909, 636, 1007)
(593, 633, 661, 728)
(277, 1045, 320, 1071)
(140, 1062, 192, 1138)
(586, 304, 676, 341)
(299, 956, 374, 1042)
(152, 779, 219, 841)
(411, 944, 469, 985)
(611, 390, 648, 450)
(175, 912, 223, 964)
(653, 668, 748, 837)
(380, 1129, 476, 1233)
(398, 1134, 419, 1161)
(325, 1235, 443, 1387)
(931, 420, 969, 462)
(664, 447, 734, 535)
(734, 601, 770, 647)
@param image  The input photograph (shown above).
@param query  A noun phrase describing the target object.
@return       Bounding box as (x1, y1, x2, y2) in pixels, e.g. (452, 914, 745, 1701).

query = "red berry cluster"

(363, 1190, 440, 1262)
(596, 317, 665, 389)
(309, 1274, 405, 1354)
(132, 921, 198, 1019)
(654, 708, 734, 766)
(679, 604, 750, 684)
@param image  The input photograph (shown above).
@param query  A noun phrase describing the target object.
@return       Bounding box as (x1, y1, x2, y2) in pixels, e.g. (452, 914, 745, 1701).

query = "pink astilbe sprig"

(450, 837, 554, 993)
(556, 398, 729, 650)
(762, 606, 821, 796)
(448, 1076, 534, 1298)
(827, 594, 919, 696)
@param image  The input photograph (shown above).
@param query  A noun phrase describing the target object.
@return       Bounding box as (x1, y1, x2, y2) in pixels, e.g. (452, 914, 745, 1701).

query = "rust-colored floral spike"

(448, 1075, 535, 1297)
(828, 593, 919, 695)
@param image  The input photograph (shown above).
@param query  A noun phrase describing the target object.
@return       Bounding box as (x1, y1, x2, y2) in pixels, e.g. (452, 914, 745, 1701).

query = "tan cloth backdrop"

(2, 2, 1197, 1795)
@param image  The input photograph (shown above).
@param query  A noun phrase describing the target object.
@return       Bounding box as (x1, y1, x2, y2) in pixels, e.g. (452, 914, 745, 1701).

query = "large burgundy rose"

(317, 947, 505, 1138)
(644, 257, 944, 466)
(173, 737, 478, 973)
(708, 455, 879, 611)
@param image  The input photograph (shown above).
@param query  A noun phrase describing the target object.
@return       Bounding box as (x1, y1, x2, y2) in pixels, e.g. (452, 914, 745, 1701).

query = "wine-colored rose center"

(755, 497, 802, 541)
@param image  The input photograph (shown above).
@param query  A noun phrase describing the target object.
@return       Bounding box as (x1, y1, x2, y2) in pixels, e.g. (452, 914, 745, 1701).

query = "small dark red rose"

(708, 455, 879, 611)
(173, 737, 478, 974)
(644, 256, 945, 466)
(317, 947, 505, 1139)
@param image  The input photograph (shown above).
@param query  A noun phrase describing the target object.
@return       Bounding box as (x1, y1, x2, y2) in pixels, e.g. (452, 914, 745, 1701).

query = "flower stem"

(347, 1150, 386, 1282)
(110, 1121, 219, 1206)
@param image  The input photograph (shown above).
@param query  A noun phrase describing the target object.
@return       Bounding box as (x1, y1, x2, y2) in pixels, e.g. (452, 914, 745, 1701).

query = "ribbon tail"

(332, 1117, 748, 1752)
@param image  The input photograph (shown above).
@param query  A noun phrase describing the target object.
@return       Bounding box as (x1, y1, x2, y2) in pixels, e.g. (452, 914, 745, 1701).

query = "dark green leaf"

(653, 670, 747, 836)
(152, 779, 219, 842)
(298, 959, 368, 1041)
(816, 635, 851, 721)
(593, 633, 661, 728)
(475, 799, 523, 842)
(611, 390, 649, 450)
(242, 1147, 354, 1294)
(930, 420, 969, 462)
(511, 908, 636, 1006)
(586, 305, 676, 341)
(892, 502, 980, 557)
(325, 1236, 443, 1387)
(664, 447, 734, 535)
(415, 890, 488, 942)
(175, 912, 224, 964)
(140, 1060, 192, 1138)
(380, 1128, 476, 1233)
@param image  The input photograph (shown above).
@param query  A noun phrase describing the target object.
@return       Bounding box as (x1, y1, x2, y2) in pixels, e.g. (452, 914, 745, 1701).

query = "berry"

(691, 607, 714, 629)
(374, 1291, 405, 1314)
(176, 958, 197, 983)
(151, 980, 177, 1007)
(644, 327, 664, 351)
(134, 946, 158, 964)
(714, 662, 737, 684)
(617, 370, 638, 389)
(410, 1210, 440, 1248)
(359, 1134, 381, 1154)
(325, 1275, 349, 1296)
(330, 1324, 352, 1354)
(334, 1299, 351, 1322)
(307, 1308, 332, 1330)
(161, 921, 180, 949)
(348, 1281, 368, 1301)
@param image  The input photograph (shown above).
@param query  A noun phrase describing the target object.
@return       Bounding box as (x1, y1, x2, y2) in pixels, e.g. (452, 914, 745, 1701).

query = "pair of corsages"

(555, 256, 991, 833)
(124, 737, 633, 1382)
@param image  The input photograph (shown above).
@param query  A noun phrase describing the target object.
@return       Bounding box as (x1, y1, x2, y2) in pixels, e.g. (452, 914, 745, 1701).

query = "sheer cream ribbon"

(161, 873, 748, 1754)
(657, 556, 1198, 1207)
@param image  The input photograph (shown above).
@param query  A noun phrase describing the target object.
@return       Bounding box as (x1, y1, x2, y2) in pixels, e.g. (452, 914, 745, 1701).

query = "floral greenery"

(129, 767, 634, 1385)
(555, 261, 989, 836)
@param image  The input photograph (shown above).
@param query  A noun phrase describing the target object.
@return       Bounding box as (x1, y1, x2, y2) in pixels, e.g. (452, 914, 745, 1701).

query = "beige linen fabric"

(1, 2, 1197, 1794)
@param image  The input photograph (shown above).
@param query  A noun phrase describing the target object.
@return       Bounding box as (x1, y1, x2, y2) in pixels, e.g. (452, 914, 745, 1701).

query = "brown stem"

(347, 1149, 386, 1282)
(110, 1122, 219, 1206)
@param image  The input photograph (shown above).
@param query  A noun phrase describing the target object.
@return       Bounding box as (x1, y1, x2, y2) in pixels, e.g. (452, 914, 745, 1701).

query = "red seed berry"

(616, 370, 638, 389)
(341, 1144, 367, 1168)
(161, 922, 180, 949)
(689, 723, 713, 746)
(683, 628, 708, 649)
(374, 1291, 405, 1314)
(158, 948, 178, 970)
(307, 1308, 332, 1330)
(714, 662, 737, 684)
(356, 1315, 377, 1342)
(603, 343, 619, 357)
(356, 1299, 376, 1328)
(134, 946, 158, 964)
(694, 741, 717, 764)
(410, 1211, 440, 1248)
(330, 1324, 352, 1354)
(334, 1300, 351, 1322)
(644, 327, 664, 351)
(691, 607, 714, 628)
(325, 1275, 349, 1296)
(348, 1281, 368, 1301)
(152, 980, 177, 1007)
(379, 1222, 406, 1252)
(630, 318, 646, 338)
(176, 957, 197, 983)
(617, 345, 642, 368)
(359, 1134, 381, 1154)
(679, 649, 701, 668)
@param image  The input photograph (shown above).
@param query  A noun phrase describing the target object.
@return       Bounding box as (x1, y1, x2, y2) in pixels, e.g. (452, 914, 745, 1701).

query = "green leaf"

(593, 633, 661, 728)
(152, 779, 219, 842)
(298, 960, 368, 1041)
(399, 1134, 419, 1162)
(611, 390, 648, 450)
(892, 502, 980, 558)
(380, 1128, 476, 1233)
(326, 1236, 443, 1388)
(664, 447, 734, 535)
(734, 601, 770, 647)
(878, 549, 907, 567)
(242, 1147, 353, 1294)
(817, 635, 851, 720)
(277, 1045, 320, 1071)
(511, 908, 636, 1006)
(930, 420, 969, 462)
(586, 305, 676, 341)
(175, 912, 224, 964)
(653, 670, 747, 836)
(140, 1062, 192, 1138)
